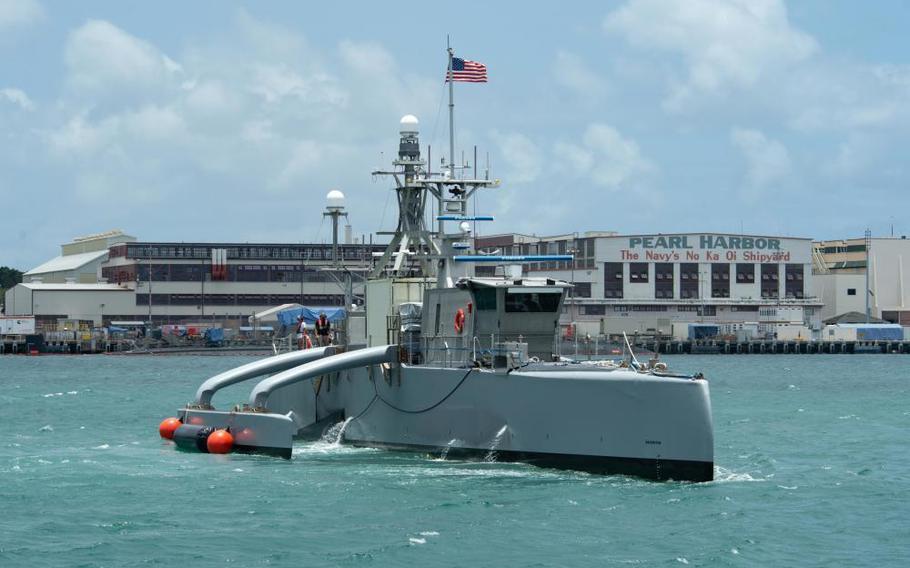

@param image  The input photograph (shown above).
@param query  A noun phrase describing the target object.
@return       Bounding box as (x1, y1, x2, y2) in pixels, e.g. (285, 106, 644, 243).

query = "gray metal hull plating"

(316, 364, 714, 481)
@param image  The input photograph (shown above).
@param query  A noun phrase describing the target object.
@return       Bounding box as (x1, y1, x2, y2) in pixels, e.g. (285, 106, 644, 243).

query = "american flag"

(446, 57, 487, 83)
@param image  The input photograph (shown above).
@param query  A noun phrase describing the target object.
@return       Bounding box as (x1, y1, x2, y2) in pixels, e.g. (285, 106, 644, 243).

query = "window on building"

(604, 262, 623, 299)
(761, 264, 779, 299)
(629, 262, 649, 283)
(582, 304, 606, 316)
(847, 288, 857, 296)
(711, 264, 730, 298)
(785, 264, 804, 298)
(736, 263, 755, 283)
(655, 262, 674, 299)
(679, 263, 699, 299)
(571, 282, 592, 298)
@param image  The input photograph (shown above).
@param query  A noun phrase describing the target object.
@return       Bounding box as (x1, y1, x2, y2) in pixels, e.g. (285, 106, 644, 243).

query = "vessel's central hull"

(317, 364, 714, 482)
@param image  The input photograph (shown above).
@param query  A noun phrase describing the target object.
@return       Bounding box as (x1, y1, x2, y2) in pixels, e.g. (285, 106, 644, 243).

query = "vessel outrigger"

(159, 49, 714, 481)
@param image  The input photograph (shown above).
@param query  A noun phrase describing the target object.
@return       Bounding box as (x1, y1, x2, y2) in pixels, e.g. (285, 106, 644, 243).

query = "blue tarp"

(277, 306, 347, 327)
(205, 328, 224, 342)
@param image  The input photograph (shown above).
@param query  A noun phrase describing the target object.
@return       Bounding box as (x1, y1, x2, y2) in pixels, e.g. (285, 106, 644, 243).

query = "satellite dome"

(400, 114, 419, 134)
(326, 189, 345, 210)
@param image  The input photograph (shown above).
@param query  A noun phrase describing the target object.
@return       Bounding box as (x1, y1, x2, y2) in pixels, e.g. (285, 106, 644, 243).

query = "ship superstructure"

(161, 49, 714, 481)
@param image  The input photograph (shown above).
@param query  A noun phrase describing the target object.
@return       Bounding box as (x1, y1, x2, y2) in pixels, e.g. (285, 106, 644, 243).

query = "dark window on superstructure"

(505, 292, 561, 313)
(474, 288, 497, 310)
(785, 264, 804, 298)
(679, 263, 699, 299)
(604, 262, 623, 299)
(655, 263, 674, 299)
(629, 262, 649, 283)
(711, 264, 730, 298)
(847, 288, 857, 296)
(761, 264, 779, 299)
(736, 263, 755, 284)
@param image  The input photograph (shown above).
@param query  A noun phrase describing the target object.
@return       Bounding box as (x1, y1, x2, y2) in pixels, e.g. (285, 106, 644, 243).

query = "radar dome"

(326, 189, 345, 210)
(400, 114, 419, 134)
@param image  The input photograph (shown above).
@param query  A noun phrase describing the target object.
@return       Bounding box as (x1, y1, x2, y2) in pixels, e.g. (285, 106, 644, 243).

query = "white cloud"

(34, 13, 443, 238)
(553, 51, 608, 98)
(730, 127, 791, 196)
(64, 19, 182, 95)
(249, 63, 346, 109)
(554, 123, 654, 190)
(604, 0, 816, 111)
(0, 0, 42, 29)
(0, 87, 35, 110)
(489, 131, 543, 184)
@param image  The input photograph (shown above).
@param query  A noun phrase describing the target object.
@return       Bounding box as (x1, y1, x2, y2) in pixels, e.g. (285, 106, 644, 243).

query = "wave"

(712, 466, 766, 483)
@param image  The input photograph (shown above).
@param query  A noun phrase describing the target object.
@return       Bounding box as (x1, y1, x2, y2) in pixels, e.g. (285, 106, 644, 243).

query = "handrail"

(248, 345, 397, 409)
(194, 346, 335, 407)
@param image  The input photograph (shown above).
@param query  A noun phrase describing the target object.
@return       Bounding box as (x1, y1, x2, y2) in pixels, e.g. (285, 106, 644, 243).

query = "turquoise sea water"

(0, 354, 907, 567)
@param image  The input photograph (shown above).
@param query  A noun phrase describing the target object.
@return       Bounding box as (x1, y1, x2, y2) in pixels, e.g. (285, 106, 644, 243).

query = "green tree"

(0, 266, 24, 307)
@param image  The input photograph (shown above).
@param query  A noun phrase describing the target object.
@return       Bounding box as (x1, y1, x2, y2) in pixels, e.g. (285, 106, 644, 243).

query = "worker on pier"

(315, 312, 331, 346)
(296, 316, 311, 350)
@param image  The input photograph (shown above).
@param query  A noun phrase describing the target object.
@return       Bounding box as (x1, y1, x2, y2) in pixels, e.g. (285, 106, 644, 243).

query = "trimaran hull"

(181, 362, 714, 482)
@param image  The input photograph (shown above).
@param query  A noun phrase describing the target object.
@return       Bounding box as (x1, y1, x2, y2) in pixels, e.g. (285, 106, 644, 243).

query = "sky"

(1, 0, 909, 270)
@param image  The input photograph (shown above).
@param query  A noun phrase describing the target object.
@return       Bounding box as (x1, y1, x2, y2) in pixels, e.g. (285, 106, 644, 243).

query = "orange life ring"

(454, 308, 465, 334)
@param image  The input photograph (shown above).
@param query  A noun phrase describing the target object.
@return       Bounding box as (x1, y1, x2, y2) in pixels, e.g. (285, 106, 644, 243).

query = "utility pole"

(865, 228, 872, 323)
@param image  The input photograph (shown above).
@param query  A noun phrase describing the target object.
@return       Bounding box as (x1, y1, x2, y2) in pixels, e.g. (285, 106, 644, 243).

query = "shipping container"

(822, 325, 856, 342)
(0, 316, 36, 335)
(834, 323, 904, 341)
(775, 324, 810, 341)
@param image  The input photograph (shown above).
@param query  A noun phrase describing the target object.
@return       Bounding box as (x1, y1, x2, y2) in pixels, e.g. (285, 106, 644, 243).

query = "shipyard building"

(4, 230, 381, 328)
(474, 232, 821, 339)
(812, 236, 910, 325)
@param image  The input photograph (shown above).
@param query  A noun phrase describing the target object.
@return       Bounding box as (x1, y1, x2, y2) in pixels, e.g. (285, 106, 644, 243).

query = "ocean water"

(0, 354, 907, 567)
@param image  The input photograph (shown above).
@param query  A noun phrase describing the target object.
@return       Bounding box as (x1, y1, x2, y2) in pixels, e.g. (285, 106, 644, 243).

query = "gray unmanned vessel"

(164, 53, 713, 481)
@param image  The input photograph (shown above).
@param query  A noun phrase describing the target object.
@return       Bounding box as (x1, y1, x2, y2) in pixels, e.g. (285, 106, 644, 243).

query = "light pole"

(324, 190, 350, 344)
(568, 242, 578, 353)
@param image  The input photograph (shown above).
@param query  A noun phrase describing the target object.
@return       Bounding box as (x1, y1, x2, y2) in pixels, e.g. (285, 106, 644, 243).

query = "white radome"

(326, 189, 345, 210)
(400, 114, 419, 134)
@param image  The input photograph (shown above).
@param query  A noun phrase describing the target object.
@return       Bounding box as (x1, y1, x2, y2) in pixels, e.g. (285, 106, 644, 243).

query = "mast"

(445, 37, 456, 239)
(448, 38, 456, 180)
(370, 40, 499, 283)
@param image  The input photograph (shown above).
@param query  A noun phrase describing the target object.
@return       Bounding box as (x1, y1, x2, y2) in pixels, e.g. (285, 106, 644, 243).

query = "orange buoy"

(159, 417, 182, 440)
(206, 429, 234, 454)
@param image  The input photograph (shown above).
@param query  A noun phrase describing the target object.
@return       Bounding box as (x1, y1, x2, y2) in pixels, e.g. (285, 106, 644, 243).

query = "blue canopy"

(204, 328, 224, 342)
(277, 306, 347, 327)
